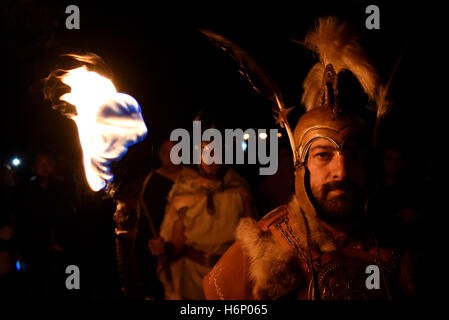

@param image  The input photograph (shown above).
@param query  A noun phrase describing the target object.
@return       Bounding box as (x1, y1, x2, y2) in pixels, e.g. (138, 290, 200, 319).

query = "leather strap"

(184, 245, 221, 268)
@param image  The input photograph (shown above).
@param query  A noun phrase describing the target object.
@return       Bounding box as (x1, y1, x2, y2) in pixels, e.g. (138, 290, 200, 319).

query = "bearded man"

(203, 17, 416, 300)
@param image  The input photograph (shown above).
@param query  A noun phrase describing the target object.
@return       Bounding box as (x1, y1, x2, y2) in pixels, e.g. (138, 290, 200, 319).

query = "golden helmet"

(293, 17, 384, 217)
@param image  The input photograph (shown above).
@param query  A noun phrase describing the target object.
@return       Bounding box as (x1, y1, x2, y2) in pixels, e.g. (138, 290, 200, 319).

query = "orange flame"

(59, 66, 147, 191)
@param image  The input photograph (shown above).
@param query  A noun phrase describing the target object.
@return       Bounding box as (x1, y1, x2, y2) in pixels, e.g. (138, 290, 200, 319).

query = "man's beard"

(311, 180, 364, 222)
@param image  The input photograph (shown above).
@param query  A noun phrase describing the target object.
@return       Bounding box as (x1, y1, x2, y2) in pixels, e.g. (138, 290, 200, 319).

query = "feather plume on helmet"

(300, 16, 380, 112)
(290, 17, 393, 224)
(293, 16, 398, 153)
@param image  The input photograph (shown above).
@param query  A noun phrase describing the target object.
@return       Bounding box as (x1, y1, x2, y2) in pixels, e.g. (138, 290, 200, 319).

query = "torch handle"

(139, 171, 158, 237)
(139, 171, 173, 283)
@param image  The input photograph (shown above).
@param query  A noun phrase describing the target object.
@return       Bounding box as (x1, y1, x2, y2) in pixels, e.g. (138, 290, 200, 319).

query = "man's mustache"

(321, 180, 357, 197)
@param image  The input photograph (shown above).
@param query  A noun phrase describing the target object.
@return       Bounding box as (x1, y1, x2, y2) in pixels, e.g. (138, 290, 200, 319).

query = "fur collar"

(236, 196, 337, 299)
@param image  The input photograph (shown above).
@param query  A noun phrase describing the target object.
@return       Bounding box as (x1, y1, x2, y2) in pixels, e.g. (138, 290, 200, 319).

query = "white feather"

(301, 16, 380, 111)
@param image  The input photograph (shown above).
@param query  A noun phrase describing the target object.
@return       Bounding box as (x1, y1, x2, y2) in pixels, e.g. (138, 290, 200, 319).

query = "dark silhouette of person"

(374, 145, 424, 249)
(16, 152, 76, 297)
(137, 139, 182, 299)
(0, 165, 19, 296)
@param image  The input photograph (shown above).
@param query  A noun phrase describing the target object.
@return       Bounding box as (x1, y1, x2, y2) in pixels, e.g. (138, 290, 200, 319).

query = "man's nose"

(330, 152, 347, 180)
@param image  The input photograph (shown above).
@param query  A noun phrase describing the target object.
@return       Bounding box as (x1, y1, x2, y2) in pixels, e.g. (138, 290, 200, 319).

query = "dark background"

(0, 0, 438, 299)
(1, 0, 437, 165)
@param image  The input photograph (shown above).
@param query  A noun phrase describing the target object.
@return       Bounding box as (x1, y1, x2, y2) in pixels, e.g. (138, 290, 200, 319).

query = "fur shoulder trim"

(234, 196, 338, 299)
(236, 217, 303, 299)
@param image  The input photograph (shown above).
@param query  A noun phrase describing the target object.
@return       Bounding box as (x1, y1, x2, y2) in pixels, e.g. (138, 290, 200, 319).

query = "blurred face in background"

(0, 167, 16, 187)
(35, 154, 54, 179)
(383, 147, 405, 181)
(200, 141, 221, 177)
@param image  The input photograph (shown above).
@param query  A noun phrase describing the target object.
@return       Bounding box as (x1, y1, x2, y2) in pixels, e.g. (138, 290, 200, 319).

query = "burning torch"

(43, 53, 171, 297)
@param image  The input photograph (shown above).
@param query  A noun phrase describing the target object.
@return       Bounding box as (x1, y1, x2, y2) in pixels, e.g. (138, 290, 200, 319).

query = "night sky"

(1, 0, 435, 176)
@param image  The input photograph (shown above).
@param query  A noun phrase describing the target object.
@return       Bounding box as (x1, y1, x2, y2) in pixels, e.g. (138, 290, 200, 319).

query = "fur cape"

(235, 196, 338, 299)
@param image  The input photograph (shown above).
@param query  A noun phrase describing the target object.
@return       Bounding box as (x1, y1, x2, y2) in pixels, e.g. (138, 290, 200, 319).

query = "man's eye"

(315, 152, 332, 159)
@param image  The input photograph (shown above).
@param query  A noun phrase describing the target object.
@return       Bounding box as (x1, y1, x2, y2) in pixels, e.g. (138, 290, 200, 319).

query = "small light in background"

(277, 132, 282, 138)
(241, 141, 248, 152)
(16, 260, 26, 271)
(243, 133, 250, 140)
(259, 132, 268, 140)
(11, 157, 21, 167)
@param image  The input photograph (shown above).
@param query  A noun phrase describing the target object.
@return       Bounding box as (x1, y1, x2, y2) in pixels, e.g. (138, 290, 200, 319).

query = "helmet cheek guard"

(295, 164, 317, 217)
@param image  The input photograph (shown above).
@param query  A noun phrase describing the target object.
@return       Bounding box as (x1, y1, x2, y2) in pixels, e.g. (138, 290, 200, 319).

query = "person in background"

(137, 139, 182, 299)
(148, 139, 257, 300)
(371, 145, 427, 297)
(16, 151, 76, 297)
(0, 165, 19, 296)
(373, 145, 424, 247)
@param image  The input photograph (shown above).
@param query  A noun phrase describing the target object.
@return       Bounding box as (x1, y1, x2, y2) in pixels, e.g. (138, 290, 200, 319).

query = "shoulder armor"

(257, 205, 289, 232)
